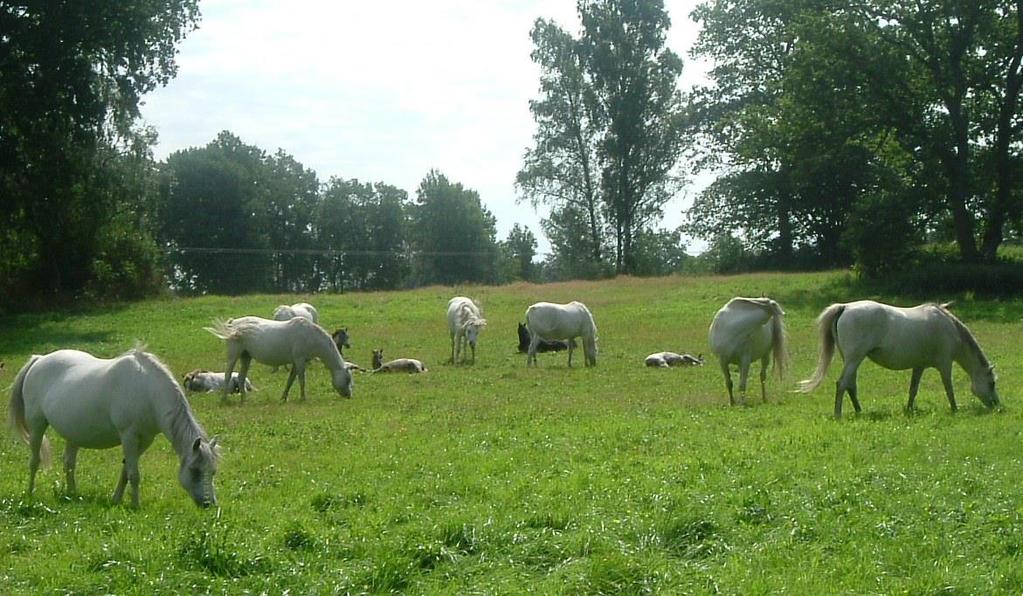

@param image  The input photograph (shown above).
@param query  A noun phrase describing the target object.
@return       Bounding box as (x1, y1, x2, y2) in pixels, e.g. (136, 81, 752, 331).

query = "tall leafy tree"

(517, 18, 605, 266)
(499, 224, 539, 282)
(580, 0, 688, 273)
(316, 178, 409, 292)
(410, 170, 499, 286)
(0, 0, 200, 300)
(157, 132, 271, 294)
(520, 0, 688, 276)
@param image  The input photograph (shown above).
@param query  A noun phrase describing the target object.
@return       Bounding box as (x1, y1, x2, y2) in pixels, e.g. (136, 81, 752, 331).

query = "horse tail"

(203, 318, 233, 340)
(8, 355, 50, 465)
(799, 304, 845, 392)
(769, 303, 788, 379)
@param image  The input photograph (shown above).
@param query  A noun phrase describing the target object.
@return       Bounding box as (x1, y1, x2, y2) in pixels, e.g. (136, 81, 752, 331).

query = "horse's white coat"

(525, 301, 598, 367)
(8, 348, 219, 508)
(371, 349, 427, 373)
(447, 297, 487, 364)
(799, 300, 999, 417)
(272, 302, 319, 324)
(645, 352, 704, 368)
(708, 297, 788, 405)
(183, 369, 255, 393)
(205, 316, 352, 402)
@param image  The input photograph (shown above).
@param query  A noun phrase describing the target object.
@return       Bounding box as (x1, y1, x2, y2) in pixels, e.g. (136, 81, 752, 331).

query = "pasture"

(1, 271, 1022, 593)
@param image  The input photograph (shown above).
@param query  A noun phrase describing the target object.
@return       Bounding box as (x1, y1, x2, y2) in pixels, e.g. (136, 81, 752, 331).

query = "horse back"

(709, 301, 775, 360)
(838, 301, 957, 367)
(23, 351, 159, 448)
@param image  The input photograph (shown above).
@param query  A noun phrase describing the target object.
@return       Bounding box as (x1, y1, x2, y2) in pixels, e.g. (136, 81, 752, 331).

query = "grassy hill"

(1, 271, 1021, 593)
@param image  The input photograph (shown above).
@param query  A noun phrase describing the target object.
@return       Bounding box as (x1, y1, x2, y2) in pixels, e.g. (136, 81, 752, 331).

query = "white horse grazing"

(183, 369, 255, 394)
(709, 297, 788, 405)
(205, 316, 353, 402)
(799, 300, 999, 418)
(272, 302, 319, 324)
(645, 352, 704, 368)
(8, 348, 220, 508)
(447, 296, 487, 364)
(525, 301, 598, 367)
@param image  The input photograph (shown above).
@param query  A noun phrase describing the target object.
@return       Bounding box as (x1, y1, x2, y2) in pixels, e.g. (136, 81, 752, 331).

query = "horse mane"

(934, 304, 990, 368)
(126, 348, 219, 463)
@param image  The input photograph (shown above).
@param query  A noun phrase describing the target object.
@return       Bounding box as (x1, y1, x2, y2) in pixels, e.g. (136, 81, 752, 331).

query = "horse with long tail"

(9, 348, 220, 508)
(799, 300, 998, 418)
(708, 297, 788, 405)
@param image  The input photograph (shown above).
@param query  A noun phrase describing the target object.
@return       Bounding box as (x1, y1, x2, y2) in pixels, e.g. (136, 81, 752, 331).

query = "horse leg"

(737, 354, 753, 404)
(759, 355, 769, 403)
(906, 367, 924, 412)
(236, 354, 252, 403)
(719, 359, 734, 406)
(834, 359, 862, 419)
(114, 435, 141, 507)
(567, 342, 575, 368)
(281, 366, 298, 402)
(527, 335, 540, 368)
(471, 342, 476, 365)
(450, 333, 456, 364)
(122, 434, 154, 508)
(112, 463, 128, 504)
(222, 343, 240, 405)
(63, 444, 79, 496)
(939, 366, 958, 413)
(27, 424, 47, 496)
(296, 363, 307, 401)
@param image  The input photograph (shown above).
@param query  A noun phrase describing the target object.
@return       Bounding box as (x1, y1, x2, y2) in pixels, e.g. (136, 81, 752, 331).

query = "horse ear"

(209, 436, 219, 449)
(192, 437, 202, 452)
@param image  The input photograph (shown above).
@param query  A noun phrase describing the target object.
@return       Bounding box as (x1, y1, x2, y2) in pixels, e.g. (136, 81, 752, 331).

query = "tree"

(854, 0, 1023, 262)
(410, 171, 500, 286)
(520, 0, 688, 276)
(316, 178, 409, 292)
(499, 224, 539, 282)
(518, 18, 605, 266)
(580, 0, 688, 273)
(0, 0, 200, 301)
(156, 132, 272, 294)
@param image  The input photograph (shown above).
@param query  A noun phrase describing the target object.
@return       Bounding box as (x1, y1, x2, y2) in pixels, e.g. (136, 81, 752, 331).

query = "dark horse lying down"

(517, 322, 574, 354)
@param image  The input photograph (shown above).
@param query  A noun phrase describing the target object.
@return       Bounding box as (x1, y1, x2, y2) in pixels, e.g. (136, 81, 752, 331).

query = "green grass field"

(1, 271, 1022, 593)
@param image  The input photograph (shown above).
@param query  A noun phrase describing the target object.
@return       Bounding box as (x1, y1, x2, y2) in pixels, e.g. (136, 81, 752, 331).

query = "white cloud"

(142, 0, 709, 256)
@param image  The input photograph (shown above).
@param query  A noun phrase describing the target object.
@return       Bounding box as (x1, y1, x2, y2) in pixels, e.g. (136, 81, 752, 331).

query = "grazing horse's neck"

(160, 393, 207, 460)
(309, 329, 344, 371)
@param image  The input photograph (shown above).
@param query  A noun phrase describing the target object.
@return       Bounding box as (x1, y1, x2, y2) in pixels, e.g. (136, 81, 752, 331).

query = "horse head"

(331, 365, 353, 398)
(179, 436, 219, 508)
(372, 349, 384, 370)
(332, 327, 351, 352)
(464, 318, 487, 347)
(970, 364, 999, 407)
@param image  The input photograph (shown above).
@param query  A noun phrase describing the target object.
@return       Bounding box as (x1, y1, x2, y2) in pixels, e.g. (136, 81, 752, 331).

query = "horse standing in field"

(798, 300, 999, 418)
(708, 297, 788, 405)
(516, 322, 572, 354)
(525, 301, 598, 368)
(272, 302, 319, 324)
(371, 348, 427, 373)
(448, 296, 487, 364)
(205, 316, 353, 402)
(8, 348, 220, 508)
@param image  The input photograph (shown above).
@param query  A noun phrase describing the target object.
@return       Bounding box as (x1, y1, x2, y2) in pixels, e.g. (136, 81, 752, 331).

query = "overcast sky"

(141, 1, 710, 256)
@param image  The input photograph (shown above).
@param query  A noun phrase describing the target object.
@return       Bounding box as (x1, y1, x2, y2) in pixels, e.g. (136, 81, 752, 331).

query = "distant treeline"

(4, 0, 1023, 308)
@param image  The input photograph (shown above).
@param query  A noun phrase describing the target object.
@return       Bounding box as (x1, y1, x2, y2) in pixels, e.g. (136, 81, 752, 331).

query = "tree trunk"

(980, 1, 1023, 262)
